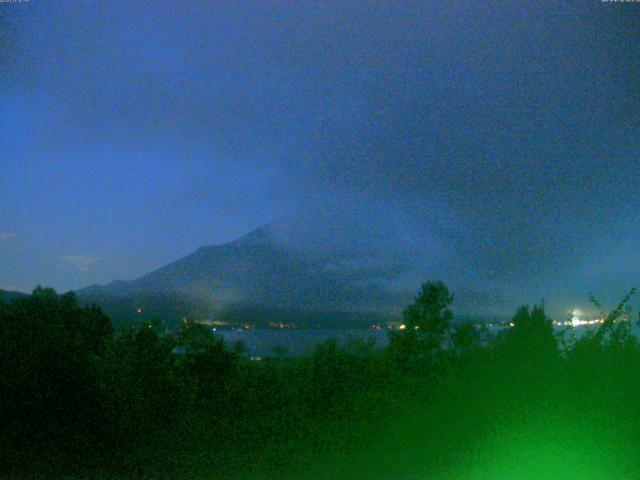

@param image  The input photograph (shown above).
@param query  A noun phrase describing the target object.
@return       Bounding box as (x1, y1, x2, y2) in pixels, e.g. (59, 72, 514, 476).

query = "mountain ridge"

(0, 289, 29, 303)
(76, 221, 411, 326)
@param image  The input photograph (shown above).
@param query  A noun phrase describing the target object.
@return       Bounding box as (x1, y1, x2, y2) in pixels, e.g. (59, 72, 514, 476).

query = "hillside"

(77, 222, 411, 327)
(0, 289, 28, 303)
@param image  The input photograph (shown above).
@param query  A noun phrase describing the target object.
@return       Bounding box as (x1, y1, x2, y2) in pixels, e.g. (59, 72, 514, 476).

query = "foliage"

(3, 283, 640, 479)
(0, 287, 113, 470)
(388, 280, 453, 367)
(497, 304, 559, 363)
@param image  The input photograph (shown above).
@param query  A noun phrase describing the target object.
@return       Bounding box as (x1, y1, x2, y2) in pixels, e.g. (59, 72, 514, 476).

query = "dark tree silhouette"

(389, 281, 453, 365)
(0, 287, 113, 470)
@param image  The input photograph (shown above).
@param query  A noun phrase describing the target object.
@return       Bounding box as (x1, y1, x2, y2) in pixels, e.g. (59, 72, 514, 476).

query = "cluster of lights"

(554, 309, 606, 328)
(268, 321, 297, 329)
(486, 308, 623, 329)
(395, 318, 626, 330)
(553, 318, 605, 327)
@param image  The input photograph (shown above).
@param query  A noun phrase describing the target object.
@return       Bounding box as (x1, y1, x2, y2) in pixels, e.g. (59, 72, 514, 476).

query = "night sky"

(1, 1, 640, 317)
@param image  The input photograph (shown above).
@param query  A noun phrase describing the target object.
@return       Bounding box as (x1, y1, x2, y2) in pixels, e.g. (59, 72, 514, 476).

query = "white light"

(570, 308, 584, 327)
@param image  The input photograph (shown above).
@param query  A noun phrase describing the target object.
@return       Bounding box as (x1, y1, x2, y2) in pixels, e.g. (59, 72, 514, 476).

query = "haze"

(1, 1, 639, 319)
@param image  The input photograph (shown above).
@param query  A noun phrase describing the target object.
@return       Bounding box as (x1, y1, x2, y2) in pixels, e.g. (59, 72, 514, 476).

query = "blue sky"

(1, 1, 639, 316)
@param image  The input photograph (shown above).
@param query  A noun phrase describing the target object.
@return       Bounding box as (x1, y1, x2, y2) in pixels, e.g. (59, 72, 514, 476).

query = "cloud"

(59, 254, 101, 272)
(0, 232, 17, 241)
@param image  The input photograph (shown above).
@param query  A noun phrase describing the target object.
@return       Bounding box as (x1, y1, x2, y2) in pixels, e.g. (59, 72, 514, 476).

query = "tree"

(175, 319, 237, 411)
(388, 281, 454, 365)
(0, 288, 114, 471)
(498, 304, 558, 368)
(451, 322, 484, 359)
(568, 288, 638, 365)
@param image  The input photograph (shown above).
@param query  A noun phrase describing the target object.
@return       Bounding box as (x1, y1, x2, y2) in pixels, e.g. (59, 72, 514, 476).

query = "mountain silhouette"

(77, 218, 413, 326)
(0, 289, 28, 303)
(77, 204, 516, 326)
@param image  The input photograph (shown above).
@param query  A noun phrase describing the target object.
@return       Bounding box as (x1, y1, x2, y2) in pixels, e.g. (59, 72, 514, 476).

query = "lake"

(217, 323, 621, 358)
(218, 328, 391, 357)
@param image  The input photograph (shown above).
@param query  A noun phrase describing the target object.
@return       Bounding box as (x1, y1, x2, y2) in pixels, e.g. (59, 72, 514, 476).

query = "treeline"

(2, 283, 640, 479)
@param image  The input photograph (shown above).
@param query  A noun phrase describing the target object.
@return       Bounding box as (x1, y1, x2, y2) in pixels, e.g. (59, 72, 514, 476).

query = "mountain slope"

(76, 202, 527, 326)
(77, 222, 411, 326)
(0, 289, 28, 303)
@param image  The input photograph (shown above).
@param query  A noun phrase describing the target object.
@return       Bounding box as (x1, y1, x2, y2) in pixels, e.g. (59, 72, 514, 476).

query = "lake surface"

(218, 324, 622, 357)
(218, 329, 391, 357)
